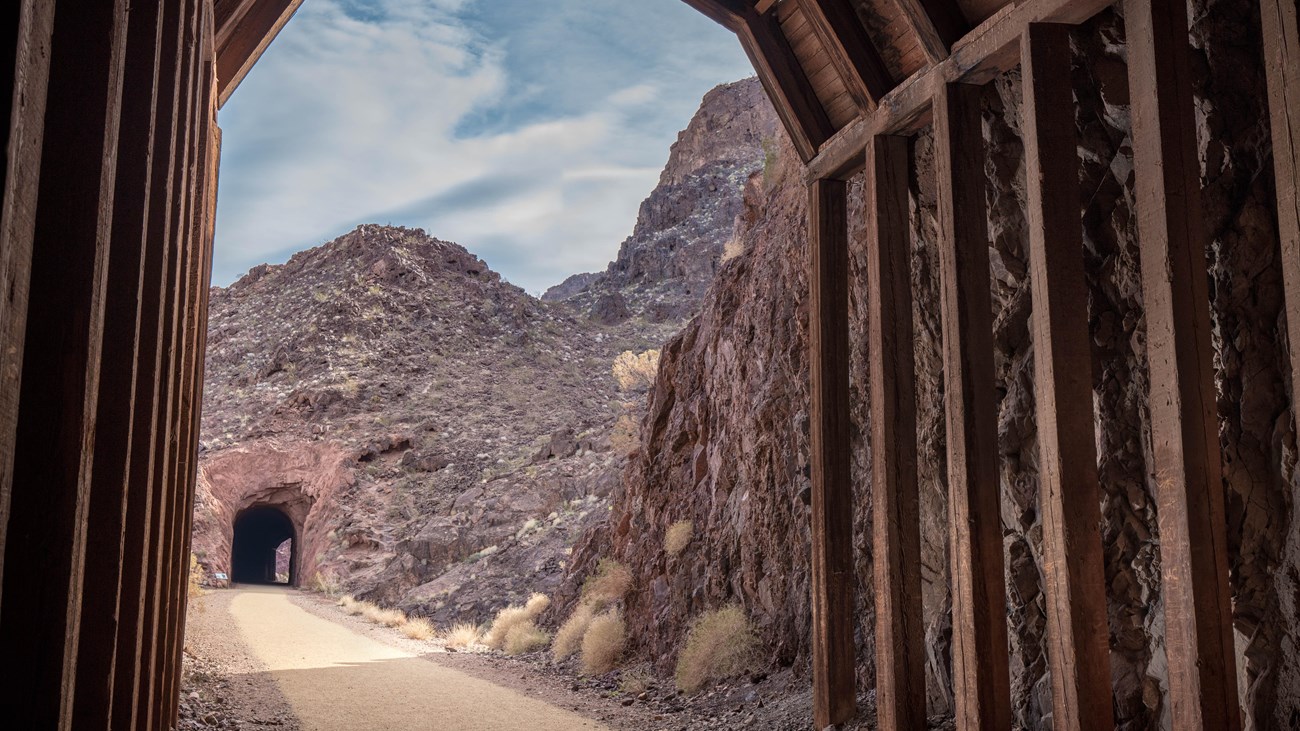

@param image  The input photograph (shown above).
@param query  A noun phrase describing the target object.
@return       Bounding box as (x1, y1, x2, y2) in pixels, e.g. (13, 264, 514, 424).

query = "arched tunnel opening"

(231, 505, 297, 585)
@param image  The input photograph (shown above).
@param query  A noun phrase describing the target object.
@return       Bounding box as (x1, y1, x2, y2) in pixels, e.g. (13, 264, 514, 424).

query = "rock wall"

(569, 2, 1299, 726)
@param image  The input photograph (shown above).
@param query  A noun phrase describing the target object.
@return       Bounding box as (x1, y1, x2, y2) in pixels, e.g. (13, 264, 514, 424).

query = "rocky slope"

(562, 4, 1298, 729)
(544, 78, 779, 323)
(193, 79, 771, 626)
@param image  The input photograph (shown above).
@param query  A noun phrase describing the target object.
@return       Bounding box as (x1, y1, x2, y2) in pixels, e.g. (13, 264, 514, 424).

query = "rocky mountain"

(543, 78, 779, 324)
(193, 78, 773, 626)
(560, 3, 1298, 728)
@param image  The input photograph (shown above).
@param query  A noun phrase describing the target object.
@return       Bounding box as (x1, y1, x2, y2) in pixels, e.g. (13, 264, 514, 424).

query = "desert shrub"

(187, 554, 205, 601)
(581, 609, 627, 675)
(664, 521, 693, 556)
(339, 596, 371, 616)
(675, 605, 757, 693)
(582, 559, 631, 606)
(310, 571, 342, 596)
(443, 623, 481, 649)
(612, 349, 660, 391)
(620, 664, 654, 695)
(484, 593, 551, 649)
(552, 603, 596, 660)
(504, 620, 551, 655)
(721, 238, 744, 262)
(402, 617, 436, 640)
(362, 603, 407, 628)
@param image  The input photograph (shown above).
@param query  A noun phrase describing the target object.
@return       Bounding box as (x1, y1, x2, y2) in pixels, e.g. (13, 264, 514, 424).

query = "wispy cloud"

(213, 0, 753, 293)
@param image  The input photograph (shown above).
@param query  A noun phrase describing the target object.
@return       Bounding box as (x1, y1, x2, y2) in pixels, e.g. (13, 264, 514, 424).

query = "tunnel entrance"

(231, 505, 297, 585)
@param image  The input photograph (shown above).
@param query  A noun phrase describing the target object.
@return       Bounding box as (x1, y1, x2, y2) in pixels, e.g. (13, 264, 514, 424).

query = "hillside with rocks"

(193, 79, 777, 627)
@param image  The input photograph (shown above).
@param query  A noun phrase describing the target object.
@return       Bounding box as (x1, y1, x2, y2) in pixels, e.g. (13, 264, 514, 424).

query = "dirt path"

(222, 586, 607, 731)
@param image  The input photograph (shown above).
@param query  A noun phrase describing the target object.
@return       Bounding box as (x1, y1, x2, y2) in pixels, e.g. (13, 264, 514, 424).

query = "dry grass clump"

(484, 593, 551, 650)
(664, 521, 693, 556)
(581, 609, 627, 675)
(675, 605, 757, 693)
(552, 602, 596, 660)
(362, 603, 408, 628)
(402, 617, 436, 641)
(612, 349, 661, 391)
(310, 571, 342, 596)
(504, 620, 551, 655)
(620, 664, 654, 695)
(582, 559, 632, 606)
(443, 623, 481, 649)
(338, 595, 371, 616)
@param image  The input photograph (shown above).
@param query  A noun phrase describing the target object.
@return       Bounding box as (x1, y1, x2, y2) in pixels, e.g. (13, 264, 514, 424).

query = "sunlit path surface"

(227, 588, 607, 730)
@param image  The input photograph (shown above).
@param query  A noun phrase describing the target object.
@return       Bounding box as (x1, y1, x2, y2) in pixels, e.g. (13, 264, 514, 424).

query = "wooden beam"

(805, 0, 1115, 181)
(1261, 0, 1300, 433)
(808, 178, 855, 728)
(801, 0, 894, 109)
(1020, 23, 1114, 731)
(1124, 0, 1240, 727)
(739, 7, 836, 162)
(680, 0, 750, 30)
(866, 135, 925, 731)
(0, 1, 129, 727)
(216, 0, 304, 108)
(70, 0, 167, 724)
(934, 81, 1010, 731)
(0, 0, 56, 616)
(893, 0, 969, 64)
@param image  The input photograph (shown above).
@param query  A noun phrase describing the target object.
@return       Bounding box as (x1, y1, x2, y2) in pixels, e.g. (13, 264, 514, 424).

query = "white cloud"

(213, 0, 753, 293)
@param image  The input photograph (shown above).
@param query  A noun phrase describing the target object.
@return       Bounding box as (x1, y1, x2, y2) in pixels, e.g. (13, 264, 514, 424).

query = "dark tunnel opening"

(231, 505, 296, 585)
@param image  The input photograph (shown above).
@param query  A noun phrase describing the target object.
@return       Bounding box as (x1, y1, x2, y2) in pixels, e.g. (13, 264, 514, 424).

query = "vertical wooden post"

(1021, 23, 1114, 730)
(0, 0, 56, 614)
(1124, 0, 1240, 728)
(809, 177, 856, 728)
(0, 2, 129, 727)
(1261, 0, 1300, 420)
(866, 134, 925, 731)
(934, 81, 1011, 731)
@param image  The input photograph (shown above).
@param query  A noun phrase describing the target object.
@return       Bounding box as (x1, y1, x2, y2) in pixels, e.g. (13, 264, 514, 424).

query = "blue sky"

(212, 0, 754, 293)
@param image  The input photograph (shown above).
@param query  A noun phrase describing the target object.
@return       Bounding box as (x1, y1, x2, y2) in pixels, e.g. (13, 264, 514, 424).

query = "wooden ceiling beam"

(215, 0, 304, 108)
(805, 0, 1115, 180)
(801, 0, 894, 110)
(680, 0, 751, 31)
(739, 6, 837, 161)
(893, 0, 970, 63)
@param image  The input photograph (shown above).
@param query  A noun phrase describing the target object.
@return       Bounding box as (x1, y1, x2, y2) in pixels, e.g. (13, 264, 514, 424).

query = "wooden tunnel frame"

(685, 0, 1300, 729)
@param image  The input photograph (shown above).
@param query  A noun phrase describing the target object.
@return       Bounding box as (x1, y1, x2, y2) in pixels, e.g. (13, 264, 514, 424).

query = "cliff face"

(544, 78, 780, 324)
(567, 4, 1298, 728)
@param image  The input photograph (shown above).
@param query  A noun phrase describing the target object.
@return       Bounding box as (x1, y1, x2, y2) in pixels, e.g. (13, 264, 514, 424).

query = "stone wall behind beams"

(568, 1, 1300, 727)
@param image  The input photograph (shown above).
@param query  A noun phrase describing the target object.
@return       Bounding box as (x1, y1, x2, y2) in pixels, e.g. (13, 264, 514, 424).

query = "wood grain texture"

(805, 0, 1114, 180)
(808, 177, 856, 728)
(800, 0, 894, 109)
(0, 0, 55, 614)
(866, 134, 924, 731)
(741, 6, 836, 161)
(1123, 0, 1240, 727)
(680, 0, 749, 30)
(892, 0, 969, 63)
(1261, 0, 1300, 436)
(215, 0, 304, 107)
(934, 81, 1010, 731)
(0, 1, 130, 727)
(1020, 23, 1113, 731)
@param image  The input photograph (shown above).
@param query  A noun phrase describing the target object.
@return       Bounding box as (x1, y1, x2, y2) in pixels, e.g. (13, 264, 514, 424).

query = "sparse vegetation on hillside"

(484, 592, 551, 650)
(552, 603, 596, 660)
(401, 617, 436, 640)
(675, 605, 757, 693)
(504, 621, 550, 655)
(443, 622, 481, 649)
(612, 349, 660, 391)
(582, 559, 631, 606)
(580, 609, 627, 675)
(665, 521, 693, 556)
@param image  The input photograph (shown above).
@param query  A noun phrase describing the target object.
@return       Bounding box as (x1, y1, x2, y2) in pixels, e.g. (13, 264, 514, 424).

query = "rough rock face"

(544, 78, 780, 323)
(567, 4, 1297, 727)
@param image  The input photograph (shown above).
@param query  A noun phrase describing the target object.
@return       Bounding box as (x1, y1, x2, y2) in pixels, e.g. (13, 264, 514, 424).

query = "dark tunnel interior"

(231, 505, 296, 585)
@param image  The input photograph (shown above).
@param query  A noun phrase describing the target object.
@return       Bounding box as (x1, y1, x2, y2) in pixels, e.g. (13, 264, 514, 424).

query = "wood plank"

(934, 81, 1010, 731)
(808, 177, 855, 728)
(1123, 0, 1240, 727)
(681, 0, 750, 30)
(1020, 23, 1113, 731)
(892, 0, 969, 63)
(0, 1, 129, 727)
(216, 0, 304, 107)
(804, 0, 1115, 180)
(741, 6, 836, 161)
(866, 134, 925, 731)
(70, 0, 167, 724)
(1261, 0, 1300, 439)
(0, 0, 55, 615)
(801, 0, 894, 108)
